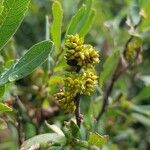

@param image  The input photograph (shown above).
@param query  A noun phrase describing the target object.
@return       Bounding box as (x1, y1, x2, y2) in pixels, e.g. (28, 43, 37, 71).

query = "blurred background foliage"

(0, 0, 150, 149)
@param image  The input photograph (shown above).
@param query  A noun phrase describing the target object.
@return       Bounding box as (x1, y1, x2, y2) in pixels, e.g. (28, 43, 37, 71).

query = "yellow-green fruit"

(82, 68, 98, 95)
(64, 73, 84, 94)
(125, 37, 142, 61)
(65, 34, 100, 68)
(57, 34, 99, 114)
(64, 69, 98, 96)
(65, 34, 84, 49)
(55, 89, 76, 113)
(81, 45, 100, 67)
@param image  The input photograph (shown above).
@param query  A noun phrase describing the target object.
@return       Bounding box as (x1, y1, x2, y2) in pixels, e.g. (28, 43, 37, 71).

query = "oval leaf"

(66, 5, 86, 35)
(0, 102, 12, 112)
(9, 40, 53, 81)
(88, 132, 109, 148)
(45, 121, 64, 136)
(0, 40, 53, 85)
(66, 0, 94, 37)
(0, 0, 30, 51)
(133, 86, 150, 102)
(79, 9, 95, 37)
(21, 133, 66, 150)
(51, 0, 63, 54)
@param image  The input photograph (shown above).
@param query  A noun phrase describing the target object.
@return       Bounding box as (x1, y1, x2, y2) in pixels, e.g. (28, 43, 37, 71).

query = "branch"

(96, 18, 142, 121)
(96, 69, 117, 121)
(14, 96, 25, 146)
(48, 47, 64, 78)
(74, 93, 81, 127)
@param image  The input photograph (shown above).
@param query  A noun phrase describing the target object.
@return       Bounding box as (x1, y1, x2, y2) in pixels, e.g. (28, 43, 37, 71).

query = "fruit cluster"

(65, 34, 99, 68)
(56, 34, 100, 113)
(55, 88, 76, 113)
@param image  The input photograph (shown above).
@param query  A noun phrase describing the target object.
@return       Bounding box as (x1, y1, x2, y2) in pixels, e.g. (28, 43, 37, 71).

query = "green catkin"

(56, 34, 100, 113)
(124, 37, 142, 62)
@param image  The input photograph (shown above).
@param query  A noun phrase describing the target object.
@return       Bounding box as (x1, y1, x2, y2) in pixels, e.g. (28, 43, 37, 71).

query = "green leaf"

(131, 113, 150, 127)
(133, 86, 150, 102)
(73, 139, 89, 149)
(25, 123, 37, 139)
(0, 0, 30, 51)
(0, 118, 7, 130)
(21, 133, 66, 150)
(132, 105, 150, 117)
(0, 0, 4, 15)
(0, 102, 12, 112)
(9, 40, 53, 81)
(0, 40, 53, 85)
(130, 0, 140, 26)
(51, 0, 63, 54)
(79, 9, 95, 37)
(70, 120, 80, 138)
(45, 121, 64, 136)
(0, 85, 5, 99)
(63, 120, 80, 139)
(66, 5, 86, 35)
(99, 49, 120, 88)
(88, 132, 109, 148)
(103, 144, 119, 150)
(66, 0, 94, 37)
(0, 65, 13, 86)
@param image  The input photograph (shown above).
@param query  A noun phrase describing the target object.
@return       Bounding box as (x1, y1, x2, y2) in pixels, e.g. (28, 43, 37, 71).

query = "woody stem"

(74, 93, 81, 127)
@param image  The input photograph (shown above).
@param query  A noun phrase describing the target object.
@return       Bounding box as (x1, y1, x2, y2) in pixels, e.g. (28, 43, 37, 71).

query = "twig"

(48, 47, 64, 78)
(17, 116, 24, 146)
(14, 96, 25, 146)
(123, 17, 142, 56)
(14, 96, 39, 141)
(96, 70, 117, 121)
(74, 64, 82, 127)
(74, 93, 81, 127)
(96, 18, 142, 121)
